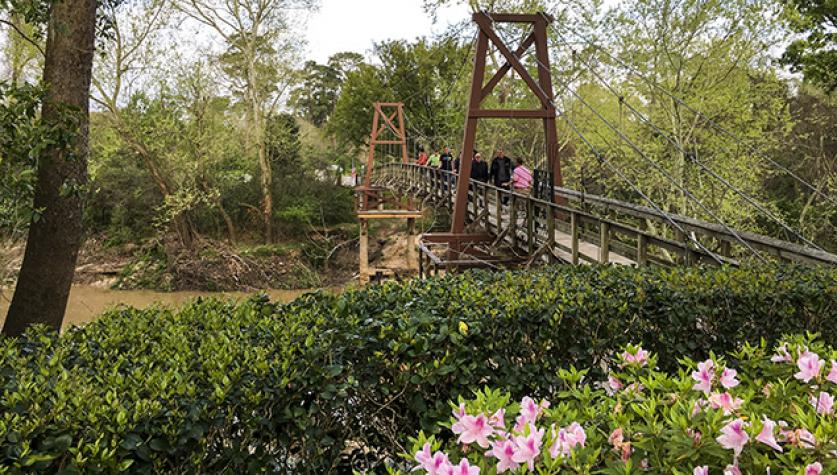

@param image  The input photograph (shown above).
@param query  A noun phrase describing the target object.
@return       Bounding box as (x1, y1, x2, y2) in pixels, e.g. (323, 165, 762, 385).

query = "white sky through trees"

(304, 0, 471, 63)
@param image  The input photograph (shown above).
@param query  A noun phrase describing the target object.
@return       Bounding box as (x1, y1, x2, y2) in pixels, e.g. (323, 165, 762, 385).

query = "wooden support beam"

(480, 32, 537, 101)
(570, 211, 579, 265)
(599, 222, 611, 263)
(637, 234, 648, 266)
(359, 219, 369, 285)
(469, 109, 555, 118)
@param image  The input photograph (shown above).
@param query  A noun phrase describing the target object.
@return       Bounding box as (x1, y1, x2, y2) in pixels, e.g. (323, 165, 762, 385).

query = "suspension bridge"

(354, 11, 837, 282)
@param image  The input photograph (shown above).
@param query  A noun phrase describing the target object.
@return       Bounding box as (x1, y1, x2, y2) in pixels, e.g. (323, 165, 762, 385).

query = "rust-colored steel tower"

(451, 11, 563, 235)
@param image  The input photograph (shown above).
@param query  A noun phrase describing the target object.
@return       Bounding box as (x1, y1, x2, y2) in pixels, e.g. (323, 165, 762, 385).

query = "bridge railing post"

(527, 199, 535, 253)
(637, 234, 648, 266)
(483, 185, 490, 229)
(494, 188, 502, 235)
(510, 193, 518, 249)
(599, 222, 611, 264)
(547, 205, 556, 262)
(570, 211, 579, 265)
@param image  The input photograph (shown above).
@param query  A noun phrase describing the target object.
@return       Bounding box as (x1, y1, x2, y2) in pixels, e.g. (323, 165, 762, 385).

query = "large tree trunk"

(3, 0, 97, 336)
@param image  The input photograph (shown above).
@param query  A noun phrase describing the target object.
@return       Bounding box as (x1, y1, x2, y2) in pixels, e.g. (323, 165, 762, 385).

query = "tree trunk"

(258, 137, 273, 243)
(215, 196, 237, 243)
(3, 0, 97, 337)
(114, 121, 196, 249)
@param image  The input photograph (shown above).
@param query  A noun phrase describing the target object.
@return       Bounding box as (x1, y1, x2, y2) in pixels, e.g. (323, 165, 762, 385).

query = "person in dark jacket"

(439, 146, 453, 171)
(471, 152, 489, 182)
(489, 148, 513, 187)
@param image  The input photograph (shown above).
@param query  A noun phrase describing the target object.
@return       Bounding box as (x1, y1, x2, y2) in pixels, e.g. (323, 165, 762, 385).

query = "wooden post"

(546, 205, 555, 262)
(527, 200, 535, 253)
(599, 222, 610, 264)
(570, 211, 579, 265)
(637, 234, 648, 266)
(483, 185, 490, 230)
(510, 193, 518, 248)
(720, 240, 731, 258)
(494, 189, 502, 234)
(359, 219, 369, 285)
(407, 218, 417, 270)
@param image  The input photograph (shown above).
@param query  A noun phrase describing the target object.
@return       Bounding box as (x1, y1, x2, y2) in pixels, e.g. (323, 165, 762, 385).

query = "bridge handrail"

(372, 163, 837, 266)
(551, 186, 837, 265)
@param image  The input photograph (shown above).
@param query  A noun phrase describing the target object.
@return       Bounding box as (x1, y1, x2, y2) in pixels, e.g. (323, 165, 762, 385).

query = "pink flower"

(795, 351, 825, 382)
(691, 399, 705, 417)
(693, 466, 708, 475)
(608, 375, 624, 391)
(486, 439, 518, 474)
(686, 428, 702, 445)
(755, 418, 782, 452)
(811, 391, 834, 415)
(452, 413, 494, 448)
(720, 368, 739, 389)
(520, 397, 539, 424)
(708, 392, 744, 415)
(724, 465, 742, 475)
(622, 347, 649, 366)
(782, 427, 817, 448)
(489, 408, 506, 429)
(511, 424, 544, 471)
(516, 396, 548, 428)
(805, 462, 823, 475)
(414, 443, 451, 475)
(445, 458, 479, 475)
(453, 403, 466, 420)
(770, 343, 793, 363)
(716, 418, 749, 457)
(827, 361, 837, 384)
(798, 428, 817, 448)
(692, 360, 715, 394)
(608, 427, 624, 448)
(548, 422, 586, 458)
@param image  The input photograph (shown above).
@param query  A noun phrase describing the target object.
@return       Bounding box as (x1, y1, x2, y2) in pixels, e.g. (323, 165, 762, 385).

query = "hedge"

(0, 264, 834, 473)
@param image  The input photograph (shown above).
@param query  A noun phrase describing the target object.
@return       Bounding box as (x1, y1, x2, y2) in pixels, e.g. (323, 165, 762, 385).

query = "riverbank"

(1, 231, 361, 292)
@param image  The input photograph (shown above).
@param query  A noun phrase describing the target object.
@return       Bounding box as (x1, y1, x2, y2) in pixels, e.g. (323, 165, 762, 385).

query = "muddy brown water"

(0, 285, 325, 330)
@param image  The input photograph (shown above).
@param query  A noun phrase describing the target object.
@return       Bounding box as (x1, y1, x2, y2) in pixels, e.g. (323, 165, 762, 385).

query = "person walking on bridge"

(471, 152, 489, 182)
(440, 146, 453, 172)
(416, 148, 428, 166)
(490, 148, 513, 204)
(490, 148, 513, 188)
(427, 150, 441, 168)
(512, 157, 532, 195)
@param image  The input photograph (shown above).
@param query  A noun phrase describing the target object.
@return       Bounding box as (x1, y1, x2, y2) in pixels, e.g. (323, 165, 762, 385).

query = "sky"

(304, 0, 472, 63)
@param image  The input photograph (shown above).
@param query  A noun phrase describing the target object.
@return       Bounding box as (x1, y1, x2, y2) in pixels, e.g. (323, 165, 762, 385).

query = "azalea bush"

(404, 337, 836, 474)
(0, 264, 834, 472)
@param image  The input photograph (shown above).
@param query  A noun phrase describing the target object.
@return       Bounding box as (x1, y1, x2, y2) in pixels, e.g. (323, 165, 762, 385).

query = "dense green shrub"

(0, 265, 834, 473)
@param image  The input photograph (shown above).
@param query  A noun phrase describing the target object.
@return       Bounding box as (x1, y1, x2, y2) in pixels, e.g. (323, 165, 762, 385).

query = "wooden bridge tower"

(355, 102, 422, 285)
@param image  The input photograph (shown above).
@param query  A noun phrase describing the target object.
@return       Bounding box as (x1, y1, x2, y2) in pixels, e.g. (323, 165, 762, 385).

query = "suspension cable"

(555, 20, 837, 208)
(555, 31, 822, 250)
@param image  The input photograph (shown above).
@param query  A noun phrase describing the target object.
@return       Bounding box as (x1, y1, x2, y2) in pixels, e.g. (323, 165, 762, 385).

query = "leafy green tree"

(290, 53, 362, 127)
(329, 36, 471, 153)
(560, 0, 791, 238)
(178, 0, 319, 243)
(780, 0, 837, 93)
(765, 87, 837, 250)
